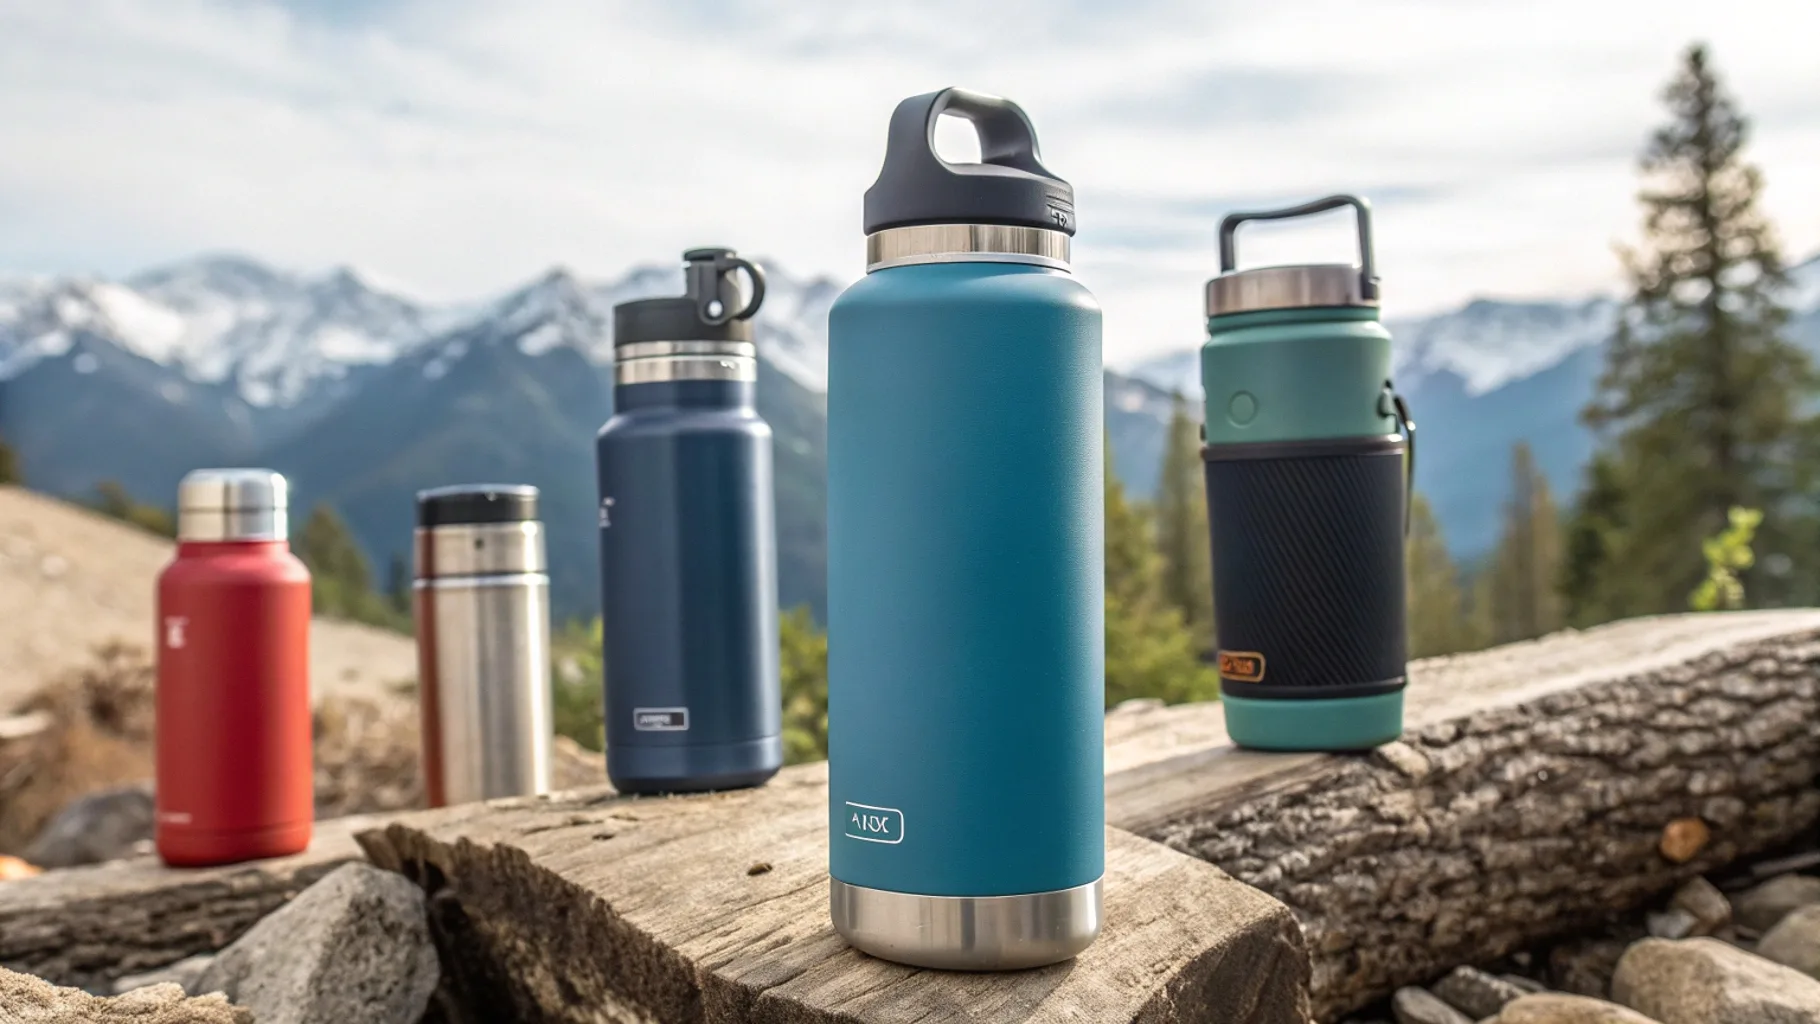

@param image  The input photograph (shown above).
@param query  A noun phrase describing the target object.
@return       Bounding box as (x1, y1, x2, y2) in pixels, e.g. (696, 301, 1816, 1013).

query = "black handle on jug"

(1218, 194, 1379, 302)
(683, 247, 766, 326)
(864, 88, 1076, 235)
(1379, 382, 1417, 535)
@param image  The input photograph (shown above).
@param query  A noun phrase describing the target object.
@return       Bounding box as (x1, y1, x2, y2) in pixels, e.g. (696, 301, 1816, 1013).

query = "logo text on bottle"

(1218, 650, 1266, 683)
(164, 616, 188, 650)
(843, 802, 904, 845)
(632, 707, 688, 732)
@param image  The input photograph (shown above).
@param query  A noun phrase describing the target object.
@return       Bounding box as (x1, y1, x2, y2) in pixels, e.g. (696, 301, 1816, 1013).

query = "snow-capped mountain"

(0, 253, 843, 412)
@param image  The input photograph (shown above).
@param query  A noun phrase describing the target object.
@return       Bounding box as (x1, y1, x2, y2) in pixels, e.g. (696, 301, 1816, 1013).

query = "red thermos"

(155, 468, 314, 866)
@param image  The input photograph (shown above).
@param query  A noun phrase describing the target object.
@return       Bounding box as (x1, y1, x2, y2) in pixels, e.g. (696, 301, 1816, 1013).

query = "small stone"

(1734, 873, 1820, 932)
(1612, 936, 1820, 1023)
(194, 862, 438, 1024)
(113, 953, 216, 995)
(21, 782, 155, 869)
(1658, 818, 1709, 864)
(1433, 966, 1528, 1018)
(1492, 993, 1659, 1024)
(1549, 938, 1629, 997)
(1646, 908, 1699, 940)
(0, 965, 249, 1022)
(1500, 974, 1549, 995)
(1667, 876, 1732, 936)
(1394, 986, 1475, 1024)
(1377, 741, 1432, 780)
(1758, 904, 1820, 980)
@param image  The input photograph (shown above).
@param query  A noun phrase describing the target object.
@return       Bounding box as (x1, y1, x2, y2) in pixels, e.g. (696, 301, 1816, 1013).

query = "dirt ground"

(0, 485, 418, 713)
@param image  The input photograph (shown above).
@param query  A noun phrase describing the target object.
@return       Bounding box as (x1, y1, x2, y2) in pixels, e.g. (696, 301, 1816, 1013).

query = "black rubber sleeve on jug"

(1203, 435, 1407, 700)
(863, 88, 1076, 235)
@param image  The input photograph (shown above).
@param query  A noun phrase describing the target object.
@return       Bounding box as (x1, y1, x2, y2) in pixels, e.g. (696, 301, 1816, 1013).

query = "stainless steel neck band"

(414, 522, 547, 580)
(866, 224, 1071, 272)
(615, 340, 757, 384)
(1206, 263, 1377, 317)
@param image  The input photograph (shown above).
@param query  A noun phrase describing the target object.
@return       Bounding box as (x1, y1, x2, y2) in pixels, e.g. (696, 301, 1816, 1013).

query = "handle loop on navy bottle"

(1379, 382, 1416, 536)
(1218, 195, 1379, 302)
(684, 247, 766, 326)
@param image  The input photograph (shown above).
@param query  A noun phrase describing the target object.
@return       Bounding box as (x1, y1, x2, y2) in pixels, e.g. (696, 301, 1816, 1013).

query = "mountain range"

(3, 252, 1817, 619)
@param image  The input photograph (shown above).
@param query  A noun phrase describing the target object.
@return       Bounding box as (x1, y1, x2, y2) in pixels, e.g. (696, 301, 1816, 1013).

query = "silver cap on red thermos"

(176, 468, 288, 542)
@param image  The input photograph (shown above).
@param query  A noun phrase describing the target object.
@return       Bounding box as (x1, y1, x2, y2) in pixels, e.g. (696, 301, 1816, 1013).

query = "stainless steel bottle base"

(829, 876, 1102, 971)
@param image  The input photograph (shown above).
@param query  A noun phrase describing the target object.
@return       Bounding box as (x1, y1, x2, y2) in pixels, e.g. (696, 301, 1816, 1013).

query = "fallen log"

(1104, 610, 1820, 1020)
(356, 766, 1312, 1024)
(4, 611, 1817, 1022)
(0, 811, 384, 986)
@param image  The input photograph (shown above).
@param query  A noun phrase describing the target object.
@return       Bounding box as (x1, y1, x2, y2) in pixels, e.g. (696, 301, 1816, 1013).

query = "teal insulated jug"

(1200, 195, 1414, 752)
(826, 87, 1105, 970)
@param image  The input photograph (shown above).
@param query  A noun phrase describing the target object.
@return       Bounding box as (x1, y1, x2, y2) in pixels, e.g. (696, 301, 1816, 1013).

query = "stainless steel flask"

(413, 483, 553, 806)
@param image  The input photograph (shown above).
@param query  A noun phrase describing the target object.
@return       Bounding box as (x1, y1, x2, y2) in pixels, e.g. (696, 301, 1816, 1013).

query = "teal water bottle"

(826, 88, 1104, 970)
(1200, 195, 1415, 752)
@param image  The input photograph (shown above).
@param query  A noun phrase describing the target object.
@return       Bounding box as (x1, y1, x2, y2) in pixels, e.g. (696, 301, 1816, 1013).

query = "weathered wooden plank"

(1102, 610, 1820, 1020)
(356, 763, 1312, 1024)
(0, 811, 384, 986)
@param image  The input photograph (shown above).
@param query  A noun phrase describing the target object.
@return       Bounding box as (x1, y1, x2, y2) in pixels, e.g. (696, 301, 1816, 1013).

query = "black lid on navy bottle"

(416, 483, 539, 527)
(613, 248, 767, 346)
(863, 88, 1076, 236)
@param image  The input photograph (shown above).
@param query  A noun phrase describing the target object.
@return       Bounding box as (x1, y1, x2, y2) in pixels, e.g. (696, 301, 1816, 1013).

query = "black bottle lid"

(862, 88, 1075, 236)
(613, 248, 767, 346)
(416, 483, 539, 527)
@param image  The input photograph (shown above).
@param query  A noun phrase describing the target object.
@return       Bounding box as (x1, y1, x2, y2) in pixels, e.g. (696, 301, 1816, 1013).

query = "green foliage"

(779, 606, 829, 765)
(1578, 44, 1819, 615)
(1405, 492, 1479, 659)
(1484, 442, 1565, 644)
(1153, 393, 1214, 651)
(551, 617, 605, 751)
(296, 503, 408, 632)
(1690, 506, 1762, 611)
(1559, 453, 1635, 627)
(1105, 440, 1220, 707)
(90, 480, 176, 537)
(0, 434, 20, 486)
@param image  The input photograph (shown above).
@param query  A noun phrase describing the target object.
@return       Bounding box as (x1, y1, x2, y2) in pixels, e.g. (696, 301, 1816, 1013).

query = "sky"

(2, 0, 1817, 366)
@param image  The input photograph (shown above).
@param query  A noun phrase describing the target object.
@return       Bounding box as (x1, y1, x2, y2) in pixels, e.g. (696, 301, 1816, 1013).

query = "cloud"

(1, 0, 1816, 365)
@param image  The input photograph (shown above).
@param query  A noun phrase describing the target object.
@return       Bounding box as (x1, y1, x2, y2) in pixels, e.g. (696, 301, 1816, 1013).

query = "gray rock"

(1434, 966, 1529, 1018)
(1500, 974, 1550, 994)
(20, 781, 154, 868)
(1492, 993, 1660, 1024)
(0, 963, 250, 1022)
(194, 862, 439, 1024)
(1394, 986, 1475, 1024)
(1612, 936, 1820, 1023)
(1668, 876, 1732, 937)
(1734, 874, 1820, 933)
(113, 953, 215, 995)
(1647, 909, 1699, 940)
(1758, 904, 1820, 980)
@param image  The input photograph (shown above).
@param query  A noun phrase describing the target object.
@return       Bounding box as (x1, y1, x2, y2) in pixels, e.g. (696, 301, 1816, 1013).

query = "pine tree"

(297, 503, 377, 618)
(1405, 492, 1476, 658)
(1559, 453, 1634, 627)
(1581, 43, 1819, 611)
(1153, 393, 1215, 651)
(91, 480, 176, 537)
(0, 434, 20, 486)
(1485, 442, 1565, 644)
(1105, 441, 1219, 707)
(386, 553, 411, 617)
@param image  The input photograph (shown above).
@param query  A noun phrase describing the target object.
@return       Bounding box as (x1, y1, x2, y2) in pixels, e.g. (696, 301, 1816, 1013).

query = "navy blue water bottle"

(596, 247, 783, 794)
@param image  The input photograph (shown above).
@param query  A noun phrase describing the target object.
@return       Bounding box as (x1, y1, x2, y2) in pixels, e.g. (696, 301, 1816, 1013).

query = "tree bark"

(1104, 610, 1820, 1020)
